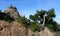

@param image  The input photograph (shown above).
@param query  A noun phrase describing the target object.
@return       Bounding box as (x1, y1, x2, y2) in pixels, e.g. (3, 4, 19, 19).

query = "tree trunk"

(41, 15, 45, 31)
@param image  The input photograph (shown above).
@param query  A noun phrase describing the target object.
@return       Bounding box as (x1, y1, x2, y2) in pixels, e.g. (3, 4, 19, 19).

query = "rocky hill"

(0, 5, 55, 36)
(4, 5, 19, 19)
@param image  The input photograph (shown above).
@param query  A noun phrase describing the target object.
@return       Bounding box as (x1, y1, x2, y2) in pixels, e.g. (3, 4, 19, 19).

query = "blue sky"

(0, 0, 60, 24)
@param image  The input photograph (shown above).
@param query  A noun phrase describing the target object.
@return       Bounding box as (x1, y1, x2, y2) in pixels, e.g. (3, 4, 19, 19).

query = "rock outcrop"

(0, 20, 26, 36)
(4, 5, 19, 19)
(0, 5, 55, 36)
(28, 27, 55, 36)
(39, 27, 55, 36)
(0, 5, 26, 36)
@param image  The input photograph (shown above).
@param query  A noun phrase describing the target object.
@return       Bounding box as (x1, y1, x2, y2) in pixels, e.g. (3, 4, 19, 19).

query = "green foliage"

(55, 32, 60, 36)
(30, 22, 41, 32)
(16, 16, 22, 23)
(29, 14, 39, 22)
(17, 16, 30, 27)
(17, 16, 25, 26)
(36, 10, 46, 19)
(0, 11, 14, 22)
(17, 8, 59, 32)
(47, 9, 56, 18)
(56, 24, 60, 31)
(17, 16, 41, 32)
(46, 24, 54, 32)
(29, 8, 55, 24)
(32, 33, 35, 36)
(29, 8, 58, 32)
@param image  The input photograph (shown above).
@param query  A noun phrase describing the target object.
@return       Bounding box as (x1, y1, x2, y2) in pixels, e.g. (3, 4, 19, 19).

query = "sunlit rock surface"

(0, 21, 26, 36)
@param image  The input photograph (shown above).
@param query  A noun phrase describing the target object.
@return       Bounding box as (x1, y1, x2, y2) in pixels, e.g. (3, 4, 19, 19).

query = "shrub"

(0, 12, 14, 22)
(32, 33, 35, 36)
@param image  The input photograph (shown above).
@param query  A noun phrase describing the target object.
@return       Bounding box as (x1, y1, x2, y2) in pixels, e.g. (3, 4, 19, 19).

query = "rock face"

(0, 5, 26, 36)
(39, 27, 55, 36)
(4, 5, 19, 19)
(0, 21, 26, 36)
(28, 27, 55, 36)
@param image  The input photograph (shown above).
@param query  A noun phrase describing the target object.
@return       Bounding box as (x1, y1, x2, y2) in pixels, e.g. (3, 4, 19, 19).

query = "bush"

(0, 12, 14, 22)
(46, 24, 54, 32)
(32, 33, 35, 36)
(30, 22, 41, 32)
(55, 32, 60, 36)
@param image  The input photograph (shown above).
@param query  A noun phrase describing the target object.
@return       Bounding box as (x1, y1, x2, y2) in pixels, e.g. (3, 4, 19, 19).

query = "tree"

(29, 8, 57, 31)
